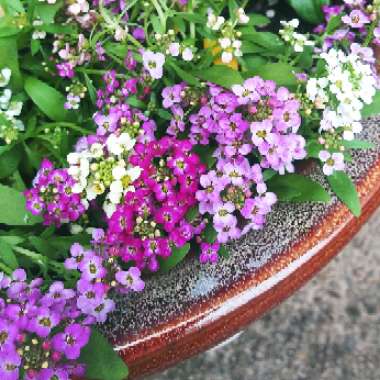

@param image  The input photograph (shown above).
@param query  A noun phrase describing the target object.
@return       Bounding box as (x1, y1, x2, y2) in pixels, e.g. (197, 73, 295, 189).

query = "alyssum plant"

(0, 0, 380, 379)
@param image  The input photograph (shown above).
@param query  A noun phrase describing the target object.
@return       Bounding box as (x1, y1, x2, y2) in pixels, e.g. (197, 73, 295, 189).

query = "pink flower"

(342, 10, 370, 28)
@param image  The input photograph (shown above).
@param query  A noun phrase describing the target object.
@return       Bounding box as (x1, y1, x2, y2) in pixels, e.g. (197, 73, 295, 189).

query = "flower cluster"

(0, 269, 89, 380)
(67, 132, 141, 218)
(25, 159, 87, 226)
(279, 18, 314, 52)
(306, 47, 377, 174)
(196, 159, 277, 243)
(106, 137, 206, 271)
(206, 7, 249, 65)
(65, 230, 145, 324)
(0, 68, 24, 145)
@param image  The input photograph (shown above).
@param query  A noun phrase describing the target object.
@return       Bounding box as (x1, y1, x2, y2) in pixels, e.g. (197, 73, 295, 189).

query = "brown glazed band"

(111, 155, 380, 380)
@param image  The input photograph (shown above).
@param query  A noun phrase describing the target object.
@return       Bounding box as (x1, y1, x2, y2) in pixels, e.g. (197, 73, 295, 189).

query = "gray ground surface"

(149, 209, 380, 380)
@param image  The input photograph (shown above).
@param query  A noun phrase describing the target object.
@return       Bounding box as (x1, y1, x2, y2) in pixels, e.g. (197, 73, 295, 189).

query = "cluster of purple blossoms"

(65, 229, 145, 323)
(0, 269, 90, 380)
(106, 137, 206, 271)
(162, 77, 306, 175)
(315, 2, 379, 59)
(162, 77, 306, 244)
(196, 158, 277, 243)
(24, 159, 86, 226)
(93, 70, 156, 142)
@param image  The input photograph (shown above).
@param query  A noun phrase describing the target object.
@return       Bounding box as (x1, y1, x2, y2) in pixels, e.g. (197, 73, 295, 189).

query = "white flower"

(207, 9, 225, 31)
(182, 47, 193, 61)
(221, 51, 233, 64)
(114, 26, 129, 42)
(168, 42, 180, 57)
(67, 0, 89, 16)
(219, 38, 231, 49)
(6, 101, 23, 118)
(0, 68, 11, 88)
(0, 89, 12, 109)
(32, 20, 46, 40)
(106, 132, 136, 156)
(236, 8, 249, 24)
(319, 151, 345, 176)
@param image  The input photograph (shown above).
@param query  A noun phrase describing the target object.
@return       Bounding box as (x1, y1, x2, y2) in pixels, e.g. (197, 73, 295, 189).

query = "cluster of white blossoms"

(67, 132, 141, 217)
(0, 68, 24, 145)
(306, 47, 377, 175)
(279, 19, 314, 53)
(207, 8, 249, 64)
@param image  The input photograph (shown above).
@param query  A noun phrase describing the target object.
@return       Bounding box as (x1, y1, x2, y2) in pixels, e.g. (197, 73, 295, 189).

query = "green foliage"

(158, 243, 191, 273)
(80, 328, 129, 380)
(193, 65, 243, 88)
(288, 0, 330, 24)
(327, 171, 361, 216)
(0, 184, 42, 225)
(267, 174, 331, 203)
(24, 77, 70, 121)
(362, 91, 380, 118)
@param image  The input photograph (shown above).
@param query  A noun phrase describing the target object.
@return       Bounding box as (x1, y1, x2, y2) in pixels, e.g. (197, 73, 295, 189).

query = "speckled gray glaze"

(102, 118, 380, 345)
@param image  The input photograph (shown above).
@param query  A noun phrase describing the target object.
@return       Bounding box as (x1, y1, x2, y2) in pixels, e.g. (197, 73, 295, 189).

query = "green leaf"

(185, 206, 199, 222)
(342, 140, 375, 150)
(169, 61, 199, 86)
(24, 76, 69, 121)
(0, 235, 25, 246)
(193, 144, 216, 168)
(202, 223, 218, 243)
(246, 13, 271, 27)
(242, 31, 285, 53)
(0, 184, 42, 225)
(0, 144, 22, 179)
(35, 1, 63, 24)
(327, 171, 361, 216)
(0, 240, 18, 269)
(0, 37, 22, 91)
(219, 245, 230, 259)
(126, 95, 146, 109)
(288, 0, 330, 24)
(158, 243, 191, 273)
(362, 91, 380, 118)
(247, 63, 298, 87)
(267, 174, 331, 203)
(193, 65, 243, 88)
(175, 12, 204, 23)
(325, 14, 342, 34)
(306, 140, 322, 159)
(80, 328, 129, 380)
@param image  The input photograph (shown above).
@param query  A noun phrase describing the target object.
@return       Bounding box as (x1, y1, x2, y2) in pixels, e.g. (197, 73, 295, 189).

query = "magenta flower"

(199, 242, 220, 264)
(0, 349, 21, 380)
(52, 323, 91, 360)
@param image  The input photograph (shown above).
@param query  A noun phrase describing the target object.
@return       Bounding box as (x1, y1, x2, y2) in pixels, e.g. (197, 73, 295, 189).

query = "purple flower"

(0, 320, 18, 350)
(142, 50, 165, 80)
(78, 253, 106, 281)
(39, 368, 69, 380)
(0, 349, 21, 380)
(199, 242, 220, 264)
(115, 267, 145, 291)
(29, 307, 60, 337)
(52, 323, 91, 360)
(132, 27, 145, 41)
(162, 84, 183, 108)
